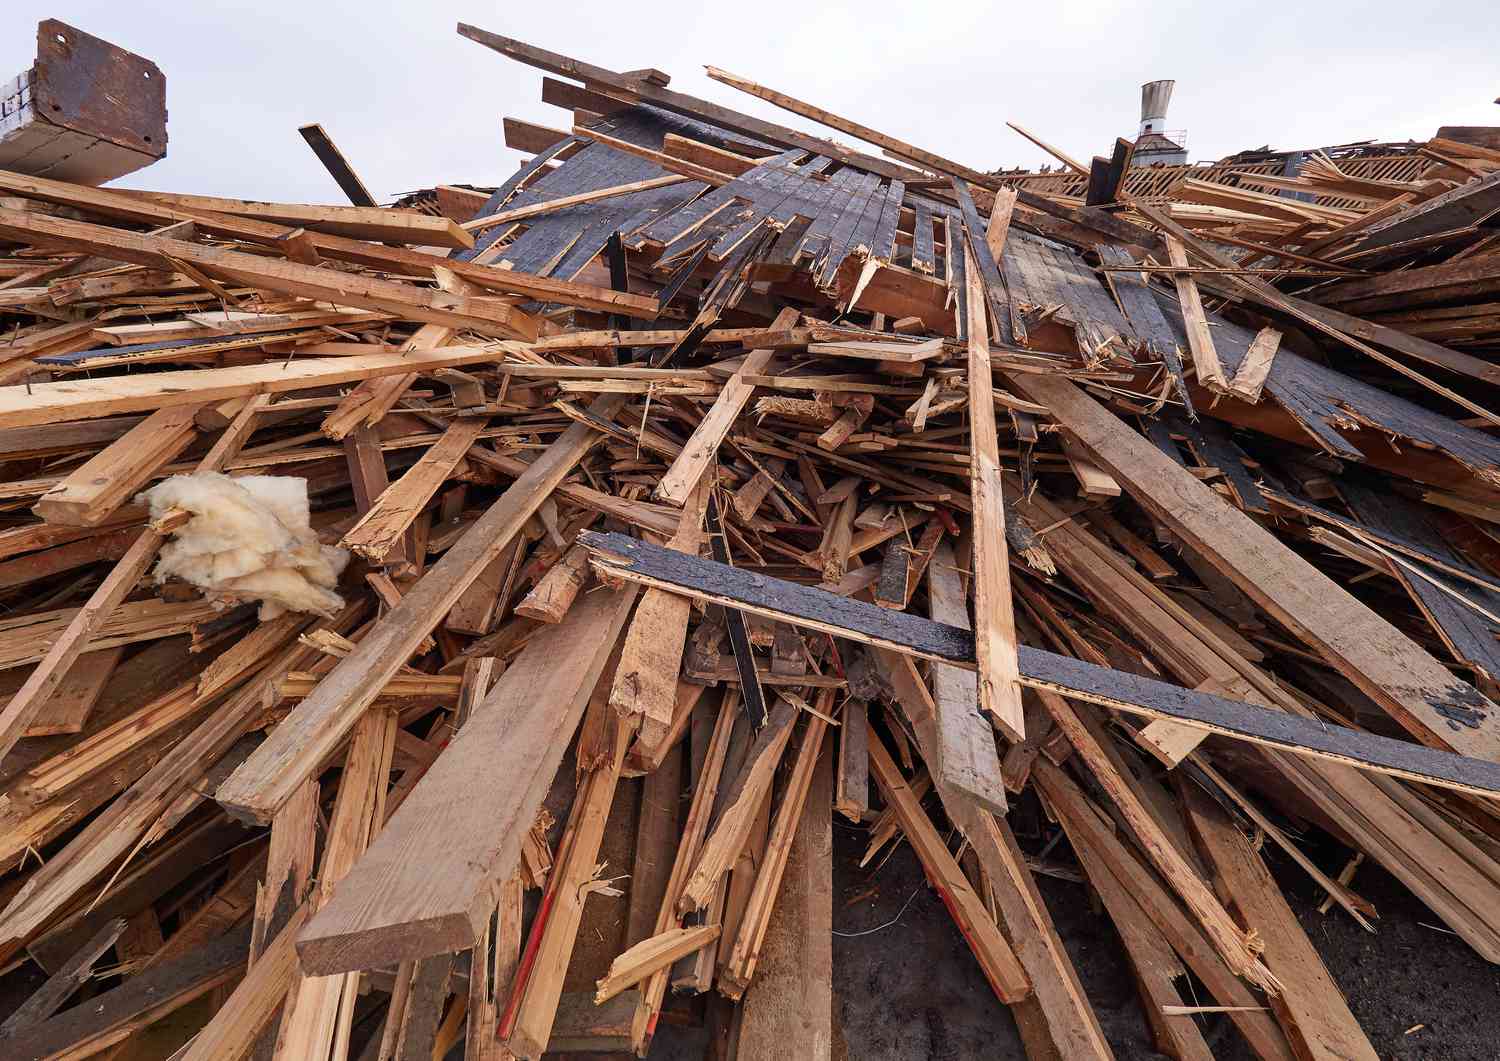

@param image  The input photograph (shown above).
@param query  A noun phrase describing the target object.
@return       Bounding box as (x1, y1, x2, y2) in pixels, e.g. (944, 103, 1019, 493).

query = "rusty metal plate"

(31, 19, 166, 158)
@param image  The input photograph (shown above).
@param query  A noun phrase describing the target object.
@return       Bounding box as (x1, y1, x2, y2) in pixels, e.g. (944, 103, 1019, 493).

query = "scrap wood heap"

(0, 21, 1499, 1061)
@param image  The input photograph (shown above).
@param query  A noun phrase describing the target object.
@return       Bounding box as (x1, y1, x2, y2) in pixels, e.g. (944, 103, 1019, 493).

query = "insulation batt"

(138, 473, 350, 620)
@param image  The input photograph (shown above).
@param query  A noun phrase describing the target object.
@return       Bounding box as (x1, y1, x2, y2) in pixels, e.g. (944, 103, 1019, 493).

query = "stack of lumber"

(1, 20, 1500, 1060)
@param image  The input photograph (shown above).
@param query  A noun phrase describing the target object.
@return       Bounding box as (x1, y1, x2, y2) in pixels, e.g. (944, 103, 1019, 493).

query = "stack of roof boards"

(0, 19, 1499, 1061)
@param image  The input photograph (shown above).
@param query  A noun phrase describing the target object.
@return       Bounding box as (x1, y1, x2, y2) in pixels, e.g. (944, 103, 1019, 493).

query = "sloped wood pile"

(0, 21, 1498, 1061)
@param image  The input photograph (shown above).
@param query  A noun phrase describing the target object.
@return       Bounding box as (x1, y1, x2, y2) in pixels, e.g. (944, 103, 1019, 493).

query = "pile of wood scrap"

(1, 20, 1500, 1060)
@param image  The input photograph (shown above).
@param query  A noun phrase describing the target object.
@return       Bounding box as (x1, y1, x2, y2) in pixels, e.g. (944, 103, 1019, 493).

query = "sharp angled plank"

(341, 416, 489, 563)
(293, 586, 637, 975)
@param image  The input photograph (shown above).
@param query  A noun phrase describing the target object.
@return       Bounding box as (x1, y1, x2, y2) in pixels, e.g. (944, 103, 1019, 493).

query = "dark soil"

(829, 804, 1500, 1061)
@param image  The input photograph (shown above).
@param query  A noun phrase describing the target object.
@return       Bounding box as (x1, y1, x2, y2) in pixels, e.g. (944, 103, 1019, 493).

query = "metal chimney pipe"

(1139, 80, 1175, 137)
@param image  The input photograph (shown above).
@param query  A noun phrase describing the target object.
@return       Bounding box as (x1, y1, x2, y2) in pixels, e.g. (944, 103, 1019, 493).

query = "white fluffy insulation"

(137, 473, 350, 620)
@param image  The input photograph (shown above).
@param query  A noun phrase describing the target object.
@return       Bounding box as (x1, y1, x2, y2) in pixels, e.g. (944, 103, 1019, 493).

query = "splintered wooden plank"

(341, 417, 488, 563)
(956, 811, 1113, 1058)
(635, 690, 739, 1053)
(722, 693, 830, 997)
(1035, 761, 1296, 1061)
(1164, 234, 1227, 391)
(1039, 694, 1272, 989)
(806, 339, 943, 362)
(595, 925, 721, 1004)
(292, 586, 637, 975)
(216, 396, 625, 825)
(834, 700, 870, 821)
(1008, 370, 1500, 764)
(579, 531, 1500, 798)
(1061, 832, 1212, 1061)
(876, 648, 1007, 817)
(924, 541, 1007, 813)
(1059, 436, 1121, 497)
(464, 175, 691, 231)
(0, 924, 253, 1060)
(0, 529, 163, 766)
(272, 707, 398, 1059)
(0, 917, 127, 1035)
(445, 538, 521, 637)
(959, 241, 1024, 740)
(678, 698, 799, 913)
(515, 543, 590, 623)
(953, 179, 1014, 345)
(1227, 326, 1281, 402)
(610, 478, 710, 753)
(1181, 785, 1378, 1061)
(504, 705, 632, 1057)
(13, 646, 123, 737)
(880, 651, 1112, 1061)
(656, 307, 801, 505)
(32, 405, 202, 527)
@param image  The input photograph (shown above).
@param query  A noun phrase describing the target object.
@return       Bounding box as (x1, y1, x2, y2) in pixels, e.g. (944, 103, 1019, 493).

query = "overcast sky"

(7, 2, 1496, 204)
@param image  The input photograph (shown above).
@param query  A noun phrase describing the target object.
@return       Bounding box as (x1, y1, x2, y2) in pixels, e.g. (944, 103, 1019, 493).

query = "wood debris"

(0, 17, 1499, 1060)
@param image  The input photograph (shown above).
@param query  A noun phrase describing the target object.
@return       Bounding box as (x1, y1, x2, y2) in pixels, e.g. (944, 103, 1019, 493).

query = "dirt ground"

(829, 801, 1499, 1061)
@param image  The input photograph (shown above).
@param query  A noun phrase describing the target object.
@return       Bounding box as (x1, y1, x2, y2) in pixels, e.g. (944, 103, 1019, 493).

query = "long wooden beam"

(922, 542, 1009, 814)
(959, 236, 1023, 740)
(1035, 761, 1297, 1060)
(0, 344, 520, 429)
(123, 188, 473, 247)
(866, 723, 1030, 1003)
(1003, 122, 1090, 176)
(1008, 371, 1500, 763)
(579, 531, 1500, 797)
(1181, 785, 1378, 1060)
(297, 123, 378, 205)
(0, 168, 657, 317)
(731, 747, 832, 1056)
(0, 207, 540, 340)
(462, 174, 690, 231)
(705, 66, 997, 192)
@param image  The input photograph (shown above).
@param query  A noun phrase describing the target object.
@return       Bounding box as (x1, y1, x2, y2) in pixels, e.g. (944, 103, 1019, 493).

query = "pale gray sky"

(6, 1, 1496, 203)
